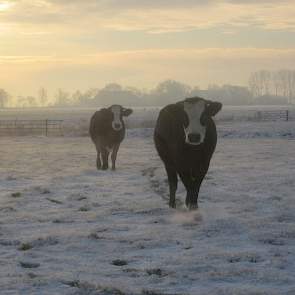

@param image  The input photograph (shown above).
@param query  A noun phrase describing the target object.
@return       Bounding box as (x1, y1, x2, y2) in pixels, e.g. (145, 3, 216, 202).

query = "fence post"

(45, 119, 48, 136)
(286, 110, 289, 121)
(59, 120, 62, 136)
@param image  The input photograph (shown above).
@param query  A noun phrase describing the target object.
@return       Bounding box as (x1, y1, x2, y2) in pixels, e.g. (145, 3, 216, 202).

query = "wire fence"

(0, 109, 292, 137)
(0, 119, 63, 136)
(253, 110, 289, 121)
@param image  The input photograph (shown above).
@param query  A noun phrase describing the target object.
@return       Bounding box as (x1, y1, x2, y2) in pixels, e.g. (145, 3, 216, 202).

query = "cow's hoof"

(188, 203, 198, 210)
(102, 166, 108, 170)
(169, 202, 176, 209)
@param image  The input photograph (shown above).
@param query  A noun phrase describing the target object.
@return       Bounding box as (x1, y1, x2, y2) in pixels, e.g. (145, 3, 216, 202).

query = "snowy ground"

(1, 124, 295, 294)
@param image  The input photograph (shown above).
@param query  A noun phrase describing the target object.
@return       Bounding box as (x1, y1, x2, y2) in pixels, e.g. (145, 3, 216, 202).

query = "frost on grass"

(1, 118, 295, 294)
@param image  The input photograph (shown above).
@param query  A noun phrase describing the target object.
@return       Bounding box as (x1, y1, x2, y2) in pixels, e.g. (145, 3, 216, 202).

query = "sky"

(1, 0, 295, 96)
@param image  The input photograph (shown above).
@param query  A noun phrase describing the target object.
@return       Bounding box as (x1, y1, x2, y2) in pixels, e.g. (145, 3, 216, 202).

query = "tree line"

(1, 71, 294, 108)
(248, 70, 295, 104)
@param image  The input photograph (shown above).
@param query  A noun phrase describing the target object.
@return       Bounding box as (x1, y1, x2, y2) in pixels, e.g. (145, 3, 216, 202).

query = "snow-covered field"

(1, 119, 295, 294)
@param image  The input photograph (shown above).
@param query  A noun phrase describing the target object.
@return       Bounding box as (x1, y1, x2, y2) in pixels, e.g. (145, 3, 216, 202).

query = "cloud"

(1, 1, 295, 94)
(2, 47, 295, 65)
(2, 0, 295, 32)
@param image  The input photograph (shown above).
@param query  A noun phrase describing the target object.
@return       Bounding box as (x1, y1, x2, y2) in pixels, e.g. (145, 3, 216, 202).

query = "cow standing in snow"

(154, 97, 222, 210)
(89, 105, 133, 170)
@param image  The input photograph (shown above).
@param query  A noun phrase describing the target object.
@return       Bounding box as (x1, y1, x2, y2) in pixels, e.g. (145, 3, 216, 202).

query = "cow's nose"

(114, 123, 121, 129)
(188, 133, 201, 143)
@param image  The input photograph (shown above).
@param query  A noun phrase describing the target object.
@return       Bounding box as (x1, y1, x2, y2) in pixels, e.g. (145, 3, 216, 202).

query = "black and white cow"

(154, 97, 222, 209)
(89, 105, 133, 170)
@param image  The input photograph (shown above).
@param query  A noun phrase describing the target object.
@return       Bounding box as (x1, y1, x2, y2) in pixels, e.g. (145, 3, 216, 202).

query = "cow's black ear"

(206, 101, 222, 116)
(122, 108, 133, 117)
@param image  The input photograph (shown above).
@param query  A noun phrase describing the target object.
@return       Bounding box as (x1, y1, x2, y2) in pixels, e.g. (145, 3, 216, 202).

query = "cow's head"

(108, 105, 133, 131)
(178, 97, 222, 146)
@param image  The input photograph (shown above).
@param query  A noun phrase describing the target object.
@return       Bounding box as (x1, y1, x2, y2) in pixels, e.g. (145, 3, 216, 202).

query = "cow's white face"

(111, 105, 123, 131)
(183, 99, 206, 145)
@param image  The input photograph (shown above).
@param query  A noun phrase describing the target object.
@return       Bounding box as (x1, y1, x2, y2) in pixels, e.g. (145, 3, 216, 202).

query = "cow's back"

(89, 110, 111, 141)
(154, 105, 184, 165)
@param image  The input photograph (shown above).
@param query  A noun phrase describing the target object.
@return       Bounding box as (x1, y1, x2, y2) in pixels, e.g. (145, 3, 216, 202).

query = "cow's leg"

(101, 148, 109, 170)
(95, 143, 102, 170)
(154, 136, 178, 208)
(111, 144, 120, 171)
(179, 173, 200, 210)
(165, 164, 178, 208)
(185, 185, 200, 210)
(186, 160, 211, 209)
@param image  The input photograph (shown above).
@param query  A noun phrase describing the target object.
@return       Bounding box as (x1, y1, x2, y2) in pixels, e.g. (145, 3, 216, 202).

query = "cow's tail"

(89, 114, 96, 140)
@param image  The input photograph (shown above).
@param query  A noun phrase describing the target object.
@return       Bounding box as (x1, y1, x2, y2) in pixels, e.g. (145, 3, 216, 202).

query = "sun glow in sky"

(1, 0, 295, 96)
(0, 2, 12, 11)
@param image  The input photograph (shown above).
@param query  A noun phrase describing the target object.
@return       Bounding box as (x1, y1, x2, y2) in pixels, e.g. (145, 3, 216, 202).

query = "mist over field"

(1, 69, 295, 109)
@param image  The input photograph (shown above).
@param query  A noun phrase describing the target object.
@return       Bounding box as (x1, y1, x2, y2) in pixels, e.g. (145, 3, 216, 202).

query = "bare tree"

(276, 70, 295, 103)
(0, 89, 10, 108)
(291, 71, 295, 104)
(71, 90, 83, 105)
(38, 87, 48, 107)
(260, 70, 271, 95)
(272, 71, 282, 97)
(249, 70, 272, 97)
(249, 72, 261, 98)
(55, 89, 70, 107)
(151, 80, 191, 105)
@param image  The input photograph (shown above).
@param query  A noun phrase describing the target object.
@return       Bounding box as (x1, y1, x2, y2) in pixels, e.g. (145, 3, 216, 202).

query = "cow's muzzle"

(188, 133, 201, 144)
(184, 129, 202, 146)
(112, 122, 123, 131)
